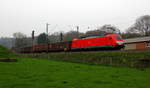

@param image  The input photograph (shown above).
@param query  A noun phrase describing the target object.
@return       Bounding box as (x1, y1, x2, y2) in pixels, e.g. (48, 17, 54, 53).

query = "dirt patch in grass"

(0, 58, 17, 62)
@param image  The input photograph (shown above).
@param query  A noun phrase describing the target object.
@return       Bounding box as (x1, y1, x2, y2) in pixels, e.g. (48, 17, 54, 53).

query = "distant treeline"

(0, 37, 14, 49)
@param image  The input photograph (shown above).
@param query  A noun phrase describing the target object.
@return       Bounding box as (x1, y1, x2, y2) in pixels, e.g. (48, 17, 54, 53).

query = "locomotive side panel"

(71, 36, 113, 50)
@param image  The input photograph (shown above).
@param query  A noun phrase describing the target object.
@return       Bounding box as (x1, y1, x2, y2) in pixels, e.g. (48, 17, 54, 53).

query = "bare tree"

(13, 32, 29, 48)
(127, 15, 150, 36)
(98, 24, 120, 34)
(49, 32, 63, 43)
(85, 29, 105, 37)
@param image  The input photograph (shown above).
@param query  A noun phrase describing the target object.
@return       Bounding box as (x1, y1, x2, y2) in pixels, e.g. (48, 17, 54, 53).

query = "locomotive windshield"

(116, 36, 122, 40)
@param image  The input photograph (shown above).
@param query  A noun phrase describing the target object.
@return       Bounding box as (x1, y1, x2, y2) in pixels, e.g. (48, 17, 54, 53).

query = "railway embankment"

(22, 51, 150, 69)
(0, 45, 17, 62)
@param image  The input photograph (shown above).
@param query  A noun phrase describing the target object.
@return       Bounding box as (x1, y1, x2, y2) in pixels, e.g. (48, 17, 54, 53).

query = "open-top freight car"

(32, 41, 72, 53)
(48, 41, 72, 51)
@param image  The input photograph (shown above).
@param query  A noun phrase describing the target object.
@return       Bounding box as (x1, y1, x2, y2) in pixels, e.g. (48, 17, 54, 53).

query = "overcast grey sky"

(0, 0, 150, 37)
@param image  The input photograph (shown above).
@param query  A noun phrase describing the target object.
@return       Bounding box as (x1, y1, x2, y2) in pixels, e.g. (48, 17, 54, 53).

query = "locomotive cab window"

(108, 37, 112, 40)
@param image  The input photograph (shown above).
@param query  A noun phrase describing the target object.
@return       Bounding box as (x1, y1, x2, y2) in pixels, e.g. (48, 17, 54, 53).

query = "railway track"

(40, 49, 150, 54)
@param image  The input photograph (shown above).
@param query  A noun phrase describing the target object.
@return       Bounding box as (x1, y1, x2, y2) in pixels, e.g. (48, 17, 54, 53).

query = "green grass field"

(0, 58, 150, 88)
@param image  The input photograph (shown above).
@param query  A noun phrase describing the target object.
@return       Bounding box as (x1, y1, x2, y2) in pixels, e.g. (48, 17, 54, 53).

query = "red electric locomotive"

(71, 34, 124, 50)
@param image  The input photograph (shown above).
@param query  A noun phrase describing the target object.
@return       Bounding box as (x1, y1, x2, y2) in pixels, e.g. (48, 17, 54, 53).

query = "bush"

(0, 45, 16, 58)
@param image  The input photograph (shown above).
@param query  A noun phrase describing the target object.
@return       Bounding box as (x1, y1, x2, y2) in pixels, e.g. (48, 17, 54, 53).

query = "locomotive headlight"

(116, 41, 124, 45)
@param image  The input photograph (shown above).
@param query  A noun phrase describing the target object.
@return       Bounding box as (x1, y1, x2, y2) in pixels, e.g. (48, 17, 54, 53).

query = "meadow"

(0, 45, 150, 88)
(0, 58, 150, 88)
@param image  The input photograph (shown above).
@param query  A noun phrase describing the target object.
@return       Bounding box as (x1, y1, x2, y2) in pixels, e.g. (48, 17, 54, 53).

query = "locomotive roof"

(81, 35, 104, 39)
(79, 34, 120, 40)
